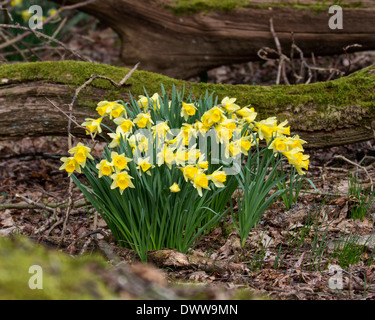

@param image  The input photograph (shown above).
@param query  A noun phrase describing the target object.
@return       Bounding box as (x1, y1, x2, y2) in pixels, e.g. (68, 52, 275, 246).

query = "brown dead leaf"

(294, 252, 305, 269)
(331, 196, 348, 207)
(0, 226, 20, 236)
(129, 263, 167, 287)
(0, 210, 15, 227)
(189, 271, 210, 282)
(353, 218, 373, 233)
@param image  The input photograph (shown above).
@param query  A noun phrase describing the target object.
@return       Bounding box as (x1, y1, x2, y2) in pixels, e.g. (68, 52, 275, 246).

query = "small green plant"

(331, 234, 368, 269)
(232, 146, 286, 247)
(273, 244, 285, 270)
(277, 163, 316, 210)
(308, 212, 331, 271)
(347, 174, 375, 220)
(286, 197, 328, 254)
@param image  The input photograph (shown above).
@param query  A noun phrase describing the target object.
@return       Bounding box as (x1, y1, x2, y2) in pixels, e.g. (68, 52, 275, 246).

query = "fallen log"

(50, 0, 375, 78)
(0, 60, 375, 149)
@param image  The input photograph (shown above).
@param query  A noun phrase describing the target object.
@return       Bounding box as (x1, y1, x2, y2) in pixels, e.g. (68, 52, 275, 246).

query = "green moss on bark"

(164, 0, 365, 15)
(1, 60, 374, 133)
(0, 236, 114, 299)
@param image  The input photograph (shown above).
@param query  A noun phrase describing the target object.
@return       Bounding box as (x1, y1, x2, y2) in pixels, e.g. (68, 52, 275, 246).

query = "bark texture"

(51, 0, 375, 78)
(0, 61, 375, 149)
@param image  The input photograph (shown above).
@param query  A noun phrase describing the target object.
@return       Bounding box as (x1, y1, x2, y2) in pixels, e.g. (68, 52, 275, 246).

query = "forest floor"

(1, 136, 375, 300)
(1, 14, 375, 300)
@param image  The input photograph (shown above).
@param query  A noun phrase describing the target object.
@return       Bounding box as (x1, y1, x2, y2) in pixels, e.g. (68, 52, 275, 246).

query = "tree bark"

(51, 0, 375, 78)
(0, 61, 375, 149)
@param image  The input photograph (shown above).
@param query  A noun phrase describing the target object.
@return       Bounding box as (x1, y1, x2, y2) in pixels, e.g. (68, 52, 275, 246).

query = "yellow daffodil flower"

(108, 127, 129, 148)
(96, 159, 113, 178)
(156, 145, 175, 169)
(201, 106, 226, 128)
(221, 97, 240, 113)
(137, 95, 149, 110)
(180, 165, 199, 182)
(68, 142, 93, 167)
(59, 157, 81, 176)
(110, 171, 135, 194)
(96, 101, 114, 117)
(135, 157, 154, 176)
(111, 152, 132, 171)
(48, 8, 58, 16)
(134, 112, 154, 129)
(21, 10, 32, 22)
(128, 133, 150, 153)
(236, 107, 257, 123)
(208, 169, 227, 188)
(114, 117, 134, 133)
(110, 103, 126, 119)
(181, 102, 197, 121)
(170, 183, 181, 193)
(152, 121, 170, 139)
(282, 148, 310, 175)
(82, 118, 102, 137)
(11, 0, 23, 7)
(192, 172, 210, 197)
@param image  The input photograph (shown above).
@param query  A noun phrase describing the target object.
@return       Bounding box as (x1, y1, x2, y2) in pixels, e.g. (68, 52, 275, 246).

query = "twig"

(269, 18, 290, 85)
(45, 98, 95, 142)
(15, 193, 55, 213)
(0, 28, 28, 61)
(56, 62, 139, 244)
(0, 151, 69, 160)
(325, 155, 374, 191)
(0, 199, 92, 211)
(46, 218, 64, 236)
(343, 44, 363, 75)
(0, 6, 13, 21)
(0, 24, 90, 61)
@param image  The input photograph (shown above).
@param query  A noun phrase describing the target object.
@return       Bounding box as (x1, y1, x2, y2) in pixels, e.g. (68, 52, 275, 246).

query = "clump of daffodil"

(61, 91, 312, 263)
(68, 95, 309, 196)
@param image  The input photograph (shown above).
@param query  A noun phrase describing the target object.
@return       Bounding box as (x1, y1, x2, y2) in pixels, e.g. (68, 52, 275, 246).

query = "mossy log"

(51, 0, 375, 78)
(0, 235, 165, 299)
(0, 235, 265, 299)
(1, 61, 375, 149)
